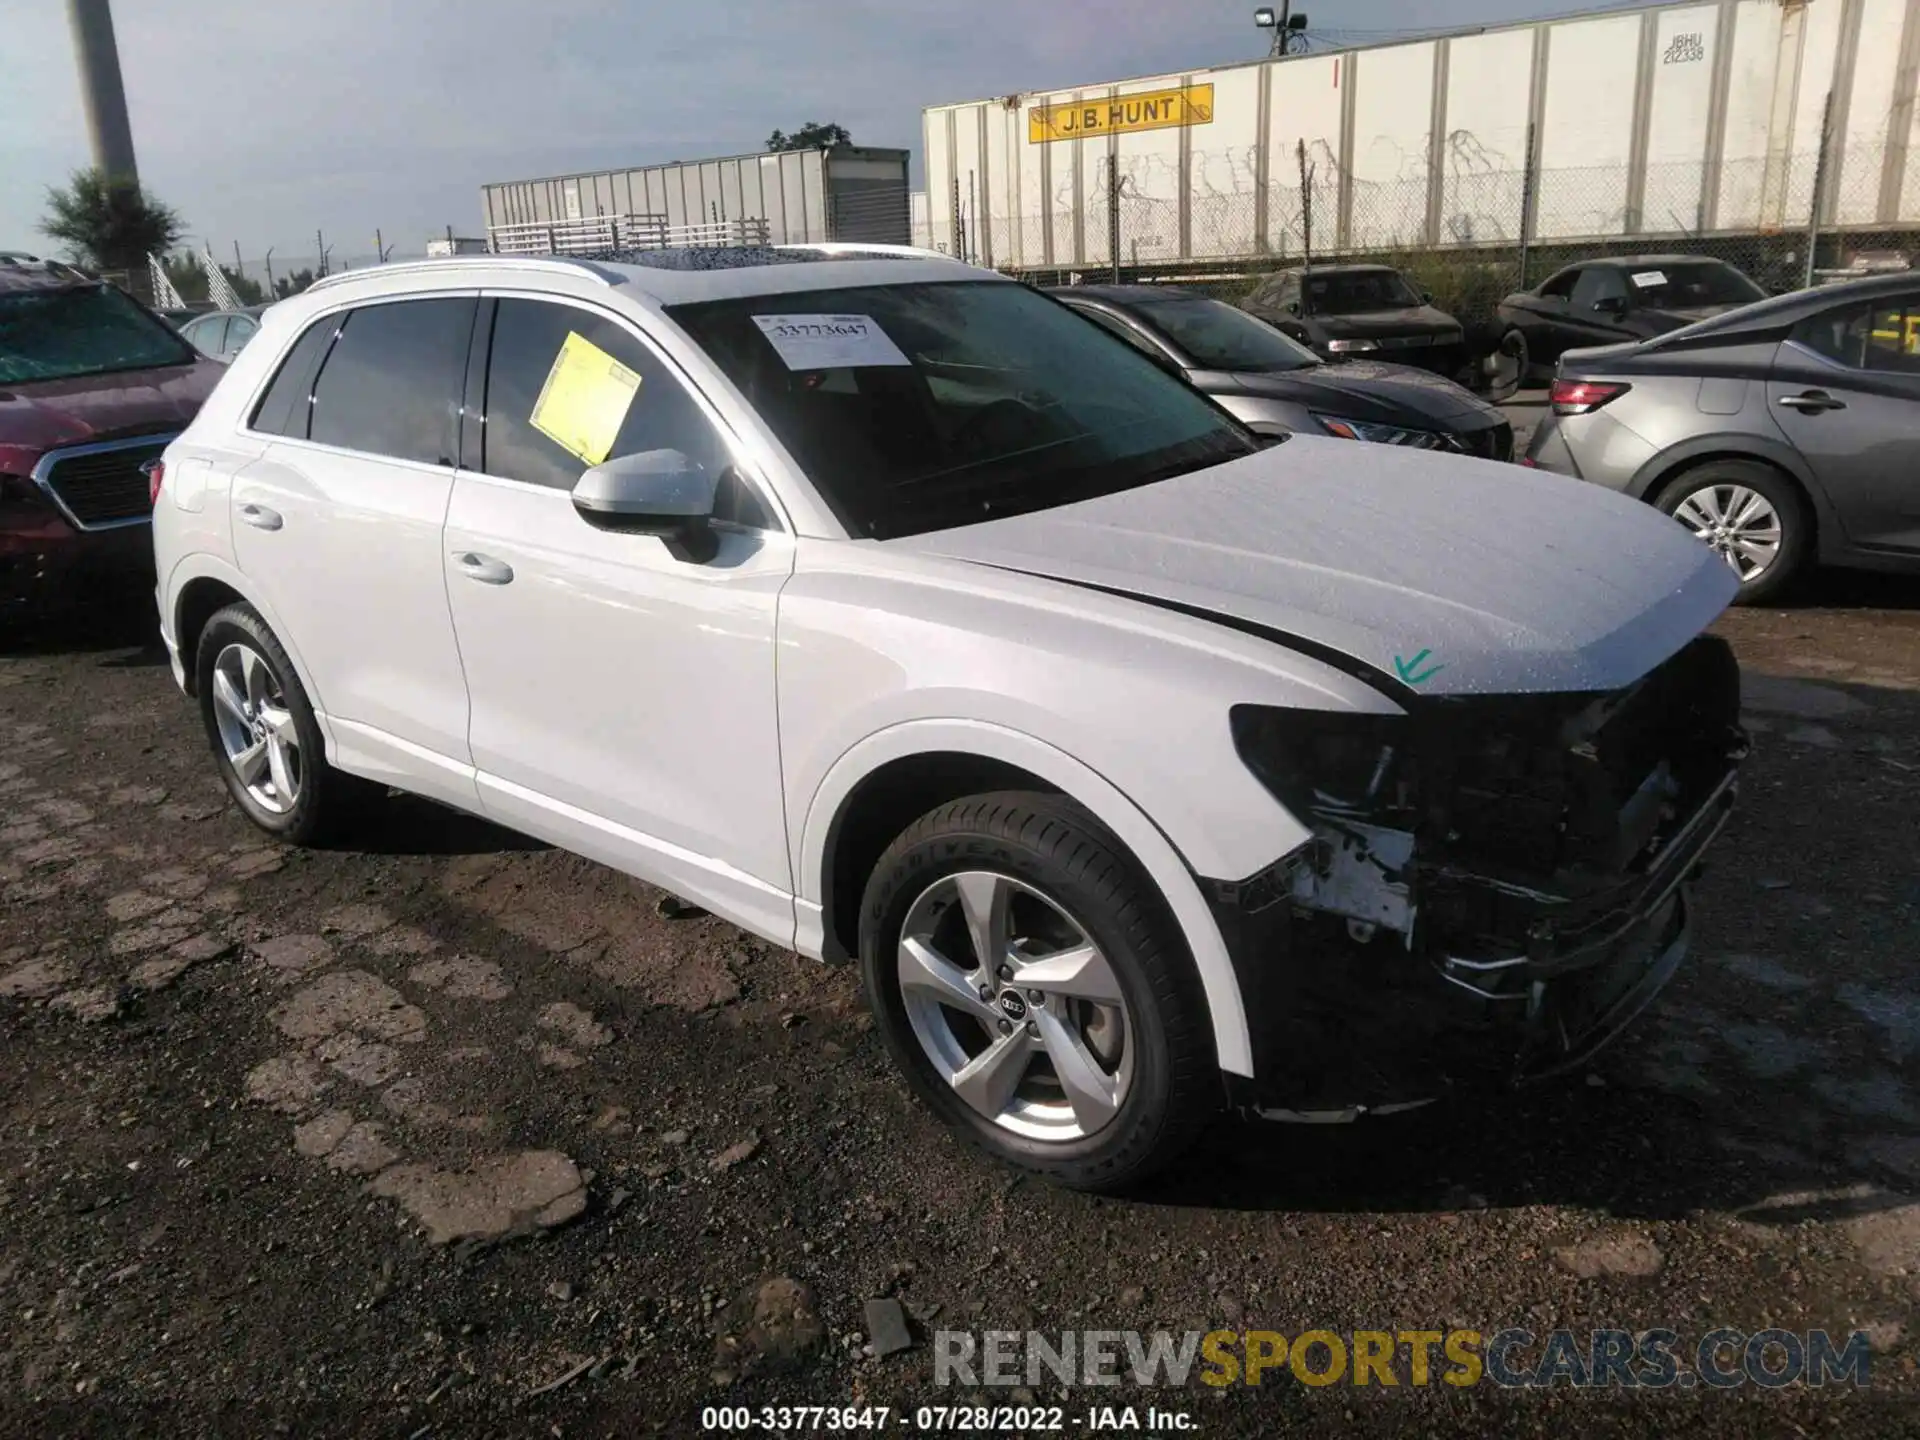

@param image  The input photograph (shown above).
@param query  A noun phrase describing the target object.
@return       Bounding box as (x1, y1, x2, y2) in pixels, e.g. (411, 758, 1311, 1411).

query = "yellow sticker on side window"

(529, 331, 642, 465)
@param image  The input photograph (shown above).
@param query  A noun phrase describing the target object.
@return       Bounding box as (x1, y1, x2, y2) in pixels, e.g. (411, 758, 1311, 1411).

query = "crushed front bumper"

(1213, 638, 1744, 1116)
(1213, 851, 1709, 1117)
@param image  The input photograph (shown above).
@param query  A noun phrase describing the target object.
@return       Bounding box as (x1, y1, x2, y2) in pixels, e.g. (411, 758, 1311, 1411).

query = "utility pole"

(316, 229, 327, 278)
(1298, 139, 1314, 274)
(1805, 89, 1835, 290)
(264, 248, 276, 296)
(66, 0, 138, 181)
(1256, 3, 1306, 57)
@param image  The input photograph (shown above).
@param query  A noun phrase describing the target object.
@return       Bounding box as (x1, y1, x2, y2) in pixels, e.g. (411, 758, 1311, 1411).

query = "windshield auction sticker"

(752, 314, 911, 370)
(1630, 271, 1669, 288)
(530, 331, 642, 465)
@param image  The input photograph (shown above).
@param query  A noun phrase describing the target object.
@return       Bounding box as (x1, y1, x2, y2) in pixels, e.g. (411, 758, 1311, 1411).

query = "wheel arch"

(800, 718, 1255, 1079)
(1631, 443, 1830, 556)
(164, 556, 333, 726)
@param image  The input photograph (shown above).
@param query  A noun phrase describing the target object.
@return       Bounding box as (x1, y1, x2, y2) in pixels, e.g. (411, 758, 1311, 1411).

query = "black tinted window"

(1302, 270, 1421, 314)
(1124, 295, 1319, 372)
(1625, 262, 1765, 310)
(250, 316, 341, 438)
(309, 298, 474, 465)
(668, 280, 1255, 540)
(481, 298, 741, 505)
(1538, 269, 1580, 300)
(1800, 297, 1920, 374)
(1571, 268, 1629, 310)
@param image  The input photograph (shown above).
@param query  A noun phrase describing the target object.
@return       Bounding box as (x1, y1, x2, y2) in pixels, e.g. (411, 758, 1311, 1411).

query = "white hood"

(888, 435, 1737, 697)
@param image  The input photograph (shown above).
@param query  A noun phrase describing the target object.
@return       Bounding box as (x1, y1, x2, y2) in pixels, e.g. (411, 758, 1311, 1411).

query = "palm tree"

(40, 167, 185, 277)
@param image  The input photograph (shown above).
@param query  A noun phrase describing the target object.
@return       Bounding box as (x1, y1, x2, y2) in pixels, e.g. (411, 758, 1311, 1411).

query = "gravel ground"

(3, 571, 1919, 1438)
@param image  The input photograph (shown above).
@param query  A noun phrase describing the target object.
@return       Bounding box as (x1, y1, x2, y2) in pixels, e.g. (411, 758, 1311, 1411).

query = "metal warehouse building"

(480, 145, 912, 255)
(920, 0, 1920, 269)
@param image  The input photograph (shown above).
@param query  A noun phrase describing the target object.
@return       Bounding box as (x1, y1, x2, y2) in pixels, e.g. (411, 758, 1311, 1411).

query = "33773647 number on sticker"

(752, 314, 911, 371)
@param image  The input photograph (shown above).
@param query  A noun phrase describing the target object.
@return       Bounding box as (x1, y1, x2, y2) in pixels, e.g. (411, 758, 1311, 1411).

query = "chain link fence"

(935, 140, 1918, 340)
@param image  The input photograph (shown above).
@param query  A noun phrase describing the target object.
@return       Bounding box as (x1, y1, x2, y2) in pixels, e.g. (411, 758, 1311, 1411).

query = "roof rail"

(305, 254, 625, 293)
(776, 242, 964, 263)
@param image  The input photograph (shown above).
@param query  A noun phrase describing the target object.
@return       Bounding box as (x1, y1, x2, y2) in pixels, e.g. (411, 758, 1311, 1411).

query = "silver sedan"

(1523, 272, 1920, 603)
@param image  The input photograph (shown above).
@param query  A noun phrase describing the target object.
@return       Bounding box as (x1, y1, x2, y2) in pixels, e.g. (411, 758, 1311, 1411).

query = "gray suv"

(1524, 272, 1920, 603)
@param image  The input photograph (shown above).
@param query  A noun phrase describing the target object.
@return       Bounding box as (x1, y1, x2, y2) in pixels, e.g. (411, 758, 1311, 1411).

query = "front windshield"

(667, 280, 1258, 539)
(0, 283, 197, 385)
(1304, 270, 1422, 315)
(1125, 294, 1319, 373)
(1629, 262, 1766, 311)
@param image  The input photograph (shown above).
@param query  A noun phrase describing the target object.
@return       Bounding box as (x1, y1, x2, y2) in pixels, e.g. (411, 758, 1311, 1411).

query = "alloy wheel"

(1672, 484, 1783, 582)
(210, 641, 302, 814)
(896, 871, 1135, 1142)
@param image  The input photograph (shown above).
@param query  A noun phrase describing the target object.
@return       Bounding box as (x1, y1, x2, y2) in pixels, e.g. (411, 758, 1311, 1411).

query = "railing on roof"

(486, 213, 772, 257)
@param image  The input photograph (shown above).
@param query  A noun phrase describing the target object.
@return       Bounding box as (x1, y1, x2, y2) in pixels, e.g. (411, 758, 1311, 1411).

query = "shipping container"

(479, 145, 912, 254)
(921, 0, 1920, 270)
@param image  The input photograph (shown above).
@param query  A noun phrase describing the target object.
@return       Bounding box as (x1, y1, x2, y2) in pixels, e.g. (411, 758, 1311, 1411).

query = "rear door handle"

(238, 502, 283, 531)
(1776, 390, 1847, 413)
(453, 551, 514, 585)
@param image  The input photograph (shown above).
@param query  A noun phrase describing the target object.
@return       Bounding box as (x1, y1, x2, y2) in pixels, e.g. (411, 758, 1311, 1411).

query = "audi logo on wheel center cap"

(997, 989, 1029, 1022)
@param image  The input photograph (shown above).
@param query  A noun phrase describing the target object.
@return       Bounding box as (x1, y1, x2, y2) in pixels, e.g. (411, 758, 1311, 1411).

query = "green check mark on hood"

(1394, 648, 1445, 686)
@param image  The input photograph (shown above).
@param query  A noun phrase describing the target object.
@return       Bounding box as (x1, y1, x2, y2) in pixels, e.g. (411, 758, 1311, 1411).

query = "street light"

(1254, 3, 1309, 56)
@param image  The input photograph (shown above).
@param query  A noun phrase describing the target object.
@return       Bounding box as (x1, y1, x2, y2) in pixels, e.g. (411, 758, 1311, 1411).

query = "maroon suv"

(0, 256, 224, 620)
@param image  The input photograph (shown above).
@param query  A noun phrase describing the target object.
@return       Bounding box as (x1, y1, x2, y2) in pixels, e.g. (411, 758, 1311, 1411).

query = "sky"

(1, 0, 1648, 265)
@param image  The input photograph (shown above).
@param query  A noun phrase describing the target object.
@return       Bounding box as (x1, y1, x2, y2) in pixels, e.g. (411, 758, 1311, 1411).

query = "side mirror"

(1284, 299, 1300, 315)
(1422, 290, 1435, 305)
(571, 448, 719, 563)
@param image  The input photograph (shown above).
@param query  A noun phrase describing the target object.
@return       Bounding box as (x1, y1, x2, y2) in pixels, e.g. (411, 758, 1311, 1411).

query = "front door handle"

(1776, 390, 1847, 413)
(238, 502, 283, 531)
(453, 551, 514, 585)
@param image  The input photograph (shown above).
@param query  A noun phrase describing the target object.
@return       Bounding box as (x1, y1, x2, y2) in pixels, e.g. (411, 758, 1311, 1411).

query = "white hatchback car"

(152, 247, 1748, 1190)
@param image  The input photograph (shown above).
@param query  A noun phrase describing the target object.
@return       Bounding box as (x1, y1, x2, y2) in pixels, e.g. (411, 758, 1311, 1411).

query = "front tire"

(1655, 461, 1810, 605)
(858, 791, 1216, 1192)
(194, 602, 378, 844)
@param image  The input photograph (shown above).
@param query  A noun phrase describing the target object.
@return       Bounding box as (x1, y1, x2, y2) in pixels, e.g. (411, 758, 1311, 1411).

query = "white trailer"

(921, 0, 1920, 270)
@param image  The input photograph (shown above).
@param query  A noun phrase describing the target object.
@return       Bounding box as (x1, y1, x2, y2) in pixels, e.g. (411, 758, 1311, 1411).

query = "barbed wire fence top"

(928, 127, 1917, 329)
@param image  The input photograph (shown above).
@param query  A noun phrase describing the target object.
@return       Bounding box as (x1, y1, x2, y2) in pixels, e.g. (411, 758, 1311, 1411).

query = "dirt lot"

(4, 573, 1920, 1438)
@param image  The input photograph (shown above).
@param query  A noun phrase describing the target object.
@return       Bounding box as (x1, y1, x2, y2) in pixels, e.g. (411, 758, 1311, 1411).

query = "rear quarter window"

(249, 317, 341, 438)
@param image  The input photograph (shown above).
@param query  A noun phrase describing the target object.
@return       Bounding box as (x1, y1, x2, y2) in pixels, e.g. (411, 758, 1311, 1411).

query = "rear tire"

(1654, 460, 1810, 606)
(194, 602, 380, 844)
(858, 791, 1217, 1193)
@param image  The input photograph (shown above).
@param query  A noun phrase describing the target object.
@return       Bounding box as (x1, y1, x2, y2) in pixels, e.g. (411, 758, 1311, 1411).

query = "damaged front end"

(1213, 635, 1747, 1116)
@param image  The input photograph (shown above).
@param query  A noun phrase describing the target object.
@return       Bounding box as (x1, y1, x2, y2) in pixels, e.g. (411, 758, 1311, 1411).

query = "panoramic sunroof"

(577, 246, 912, 271)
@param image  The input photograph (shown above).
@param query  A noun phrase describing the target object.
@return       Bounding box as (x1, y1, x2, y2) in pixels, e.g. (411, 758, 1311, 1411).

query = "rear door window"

(308, 297, 476, 466)
(1537, 269, 1580, 301)
(1798, 296, 1920, 374)
(226, 314, 259, 353)
(1570, 267, 1628, 312)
